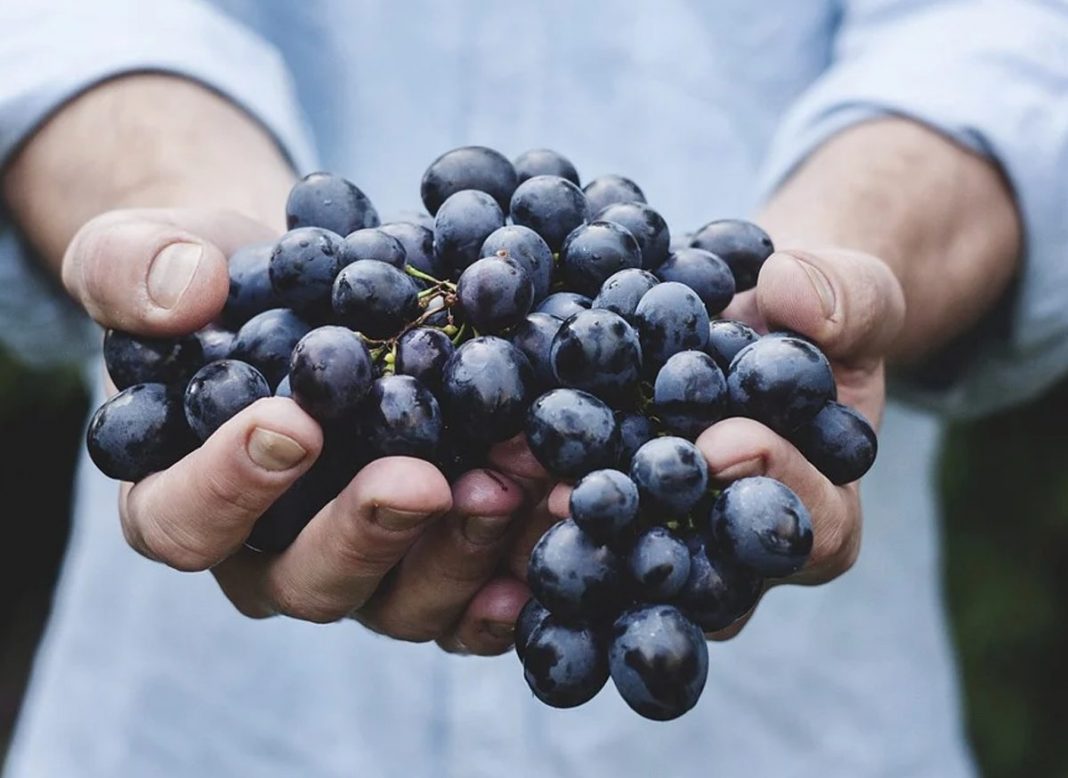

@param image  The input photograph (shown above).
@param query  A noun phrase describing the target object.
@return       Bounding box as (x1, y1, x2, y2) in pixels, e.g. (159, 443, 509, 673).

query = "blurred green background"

(0, 345, 1064, 776)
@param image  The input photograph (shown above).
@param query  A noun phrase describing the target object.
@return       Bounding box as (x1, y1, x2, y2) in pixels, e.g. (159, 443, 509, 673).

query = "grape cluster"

(85, 145, 878, 719)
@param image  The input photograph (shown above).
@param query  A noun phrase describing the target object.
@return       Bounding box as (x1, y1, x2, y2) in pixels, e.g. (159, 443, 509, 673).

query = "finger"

(506, 495, 560, 582)
(437, 576, 531, 656)
(121, 397, 321, 571)
(356, 469, 525, 642)
(215, 457, 452, 623)
(755, 248, 905, 365)
(62, 207, 274, 335)
(697, 417, 860, 585)
(547, 482, 571, 518)
(718, 288, 764, 332)
(487, 432, 552, 502)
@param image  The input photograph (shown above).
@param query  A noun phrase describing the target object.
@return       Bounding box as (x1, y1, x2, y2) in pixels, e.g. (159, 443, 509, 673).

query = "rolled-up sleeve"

(758, 0, 1068, 418)
(0, 0, 316, 366)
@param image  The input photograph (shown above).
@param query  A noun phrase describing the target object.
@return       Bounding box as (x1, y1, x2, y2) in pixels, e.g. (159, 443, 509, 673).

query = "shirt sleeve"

(0, 0, 317, 367)
(757, 0, 1068, 418)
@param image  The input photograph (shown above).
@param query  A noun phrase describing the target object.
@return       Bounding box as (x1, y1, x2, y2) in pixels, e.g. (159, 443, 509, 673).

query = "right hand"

(67, 207, 546, 655)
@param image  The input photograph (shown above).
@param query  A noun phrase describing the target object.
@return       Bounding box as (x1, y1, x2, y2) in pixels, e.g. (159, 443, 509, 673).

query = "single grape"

(678, 537, 764, 632)
(288, 326, 374, 422)
(230, 308, 313, 389)
(379, 221, 444, 278)
(364, 375, 443, 460)
(629, 436, 708, 519)
(268, 227, 345, 315)
(440, 336, 534, 444)
(527, 518, 623, 620)
(510, 175, 590, 252)
(710, 476, 813, 578)
(526, 388, 620, 478)
(433, 189, 506, 276)
(690, 219, 774, 292)
(331, 260, 421, 339)
(597, 202, 670, 270)
(726, 335, 835, 434)
(569, 469, 640, 544)
(559, 221, 642, 296)
(591, 268, 659, 324)
(523, 617, 609, 708)
(634, 282, 711, 371)
(508, 312, 562, 392)
(609, 604, 708, 721)
(549, 308, 641, 405)
(513, 148, 580, 186)
(222, 241, 279, 328)
(480, 224, 554, 302)
(86, 384, 194, 482)
(338, 227, 406, 269)
(184, 360, 271, 441)
(628, 526, 691, 600)
(103, 329, 203, 390)
(396, 327, 455, 392)
(456, 255, 533, 333)
(790, 401, 877, 485)
(515, 598, 551, 662)
(535, 291, 592, 320)
(704, 320, 759, 372)
(653, 350, 728, 439)
(582, 174, 646, 215)
(421, 145, 518, 215)
(286, 171, 380, 235)
(616, 411, 657, 468)
(195, 324, 235, 364)
(656, 248, 735, 315)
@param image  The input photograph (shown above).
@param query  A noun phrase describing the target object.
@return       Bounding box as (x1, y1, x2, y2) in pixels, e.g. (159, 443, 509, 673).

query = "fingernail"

(247, 428, 308, 471)
(147, 242, 203, 309)
(485, 621, 515, 641)
(462, 515, 511, 545)
(789, 255, 836, 319)
(714, 456, 765, 482)
(373, 506, 429, 531)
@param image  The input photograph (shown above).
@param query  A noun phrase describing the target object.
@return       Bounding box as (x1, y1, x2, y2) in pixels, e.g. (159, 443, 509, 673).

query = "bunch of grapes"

(86, 146, 877, 720)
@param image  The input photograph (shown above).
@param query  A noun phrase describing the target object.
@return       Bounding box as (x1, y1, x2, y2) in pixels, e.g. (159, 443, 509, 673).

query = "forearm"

(1, 74, 295, 274)
(757, 117, 1021, 363)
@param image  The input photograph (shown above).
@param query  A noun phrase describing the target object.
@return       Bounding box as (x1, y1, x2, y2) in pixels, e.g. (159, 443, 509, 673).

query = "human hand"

(66, 207, 547, 654)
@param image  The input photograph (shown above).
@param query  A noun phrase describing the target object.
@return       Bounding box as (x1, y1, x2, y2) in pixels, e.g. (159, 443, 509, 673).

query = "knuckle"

(810, 513, 859, 577)
(139, 520, 217, 572)
(270, 583, 347, 624)
(201, 470, 268, 519)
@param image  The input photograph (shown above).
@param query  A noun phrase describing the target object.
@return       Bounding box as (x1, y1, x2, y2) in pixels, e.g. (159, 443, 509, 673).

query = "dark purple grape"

(609, 604, 707, 721)
(331, 260, 421, 339)
(726, 336, 835, 434)
(591, 268, 659, 324)
(268, 227, 344, 315)
(288, 326, 374, 422)
(653, 350, 728, 439)
(634, 282, 711, 371)
(526, 389, 620, 479)
(421, 146, 518, 215)
(230, 308, 313, 390)
(396, 327, 454, 392)
(338, 228, 406, 269)
(678, 537, 764, 632)
(569, 469, 639, 544)
(510, 175, 590, 252)
(379, 221, 443, 278)
(582, 174, 646, 215)
(436, 427, 490, 481)
(286, 171, 379, 235)
(550, 309, 641, 405)
(523, 617, 608, 708)
(656, 248, 735, 315)
(433, 189, 506, 276)
(222, 241, 278, 328)
(704, 320, 759, 372)
(710, 476, 813, 578)
(790, 401, 877, 485)
(183, 360, 271, 441)
(597, 202, 670, 270)
(456, 255, 533, 333)
(628, 527, 691, 600)
(630, 436, 708, 519)
(508, 312, 562, 392)
(195, 324, 235, 364)
(365, 375, 443, 460)
(481, 225, 554, 302)
(103, 329, 203, 391)
(527, 518, 623, 621)
(690, 219, 773, 292)
(535, 292, 592, 321)
(513, 149, 580, 186)
(440, 337, 534, 444)
(515, 598, 551, 661)
(86, 384, 194, 482)
(616, 412, 657, 468)
(559, 221, 642, 297)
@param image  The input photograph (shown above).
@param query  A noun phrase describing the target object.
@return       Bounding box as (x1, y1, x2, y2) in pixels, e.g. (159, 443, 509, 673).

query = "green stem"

(405, 265, 443, 286)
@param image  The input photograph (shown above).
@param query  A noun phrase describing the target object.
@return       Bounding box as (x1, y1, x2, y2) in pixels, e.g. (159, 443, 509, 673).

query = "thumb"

(62, 207, 276, 336)
(755, 248, 906, 364)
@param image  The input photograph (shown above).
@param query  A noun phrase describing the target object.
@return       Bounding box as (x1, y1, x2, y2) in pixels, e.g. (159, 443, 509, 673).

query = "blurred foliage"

(940, 376, 1068, 778)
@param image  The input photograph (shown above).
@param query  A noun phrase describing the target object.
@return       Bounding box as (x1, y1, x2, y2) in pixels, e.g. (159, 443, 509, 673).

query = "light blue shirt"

(2, 2, 1068, 776)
